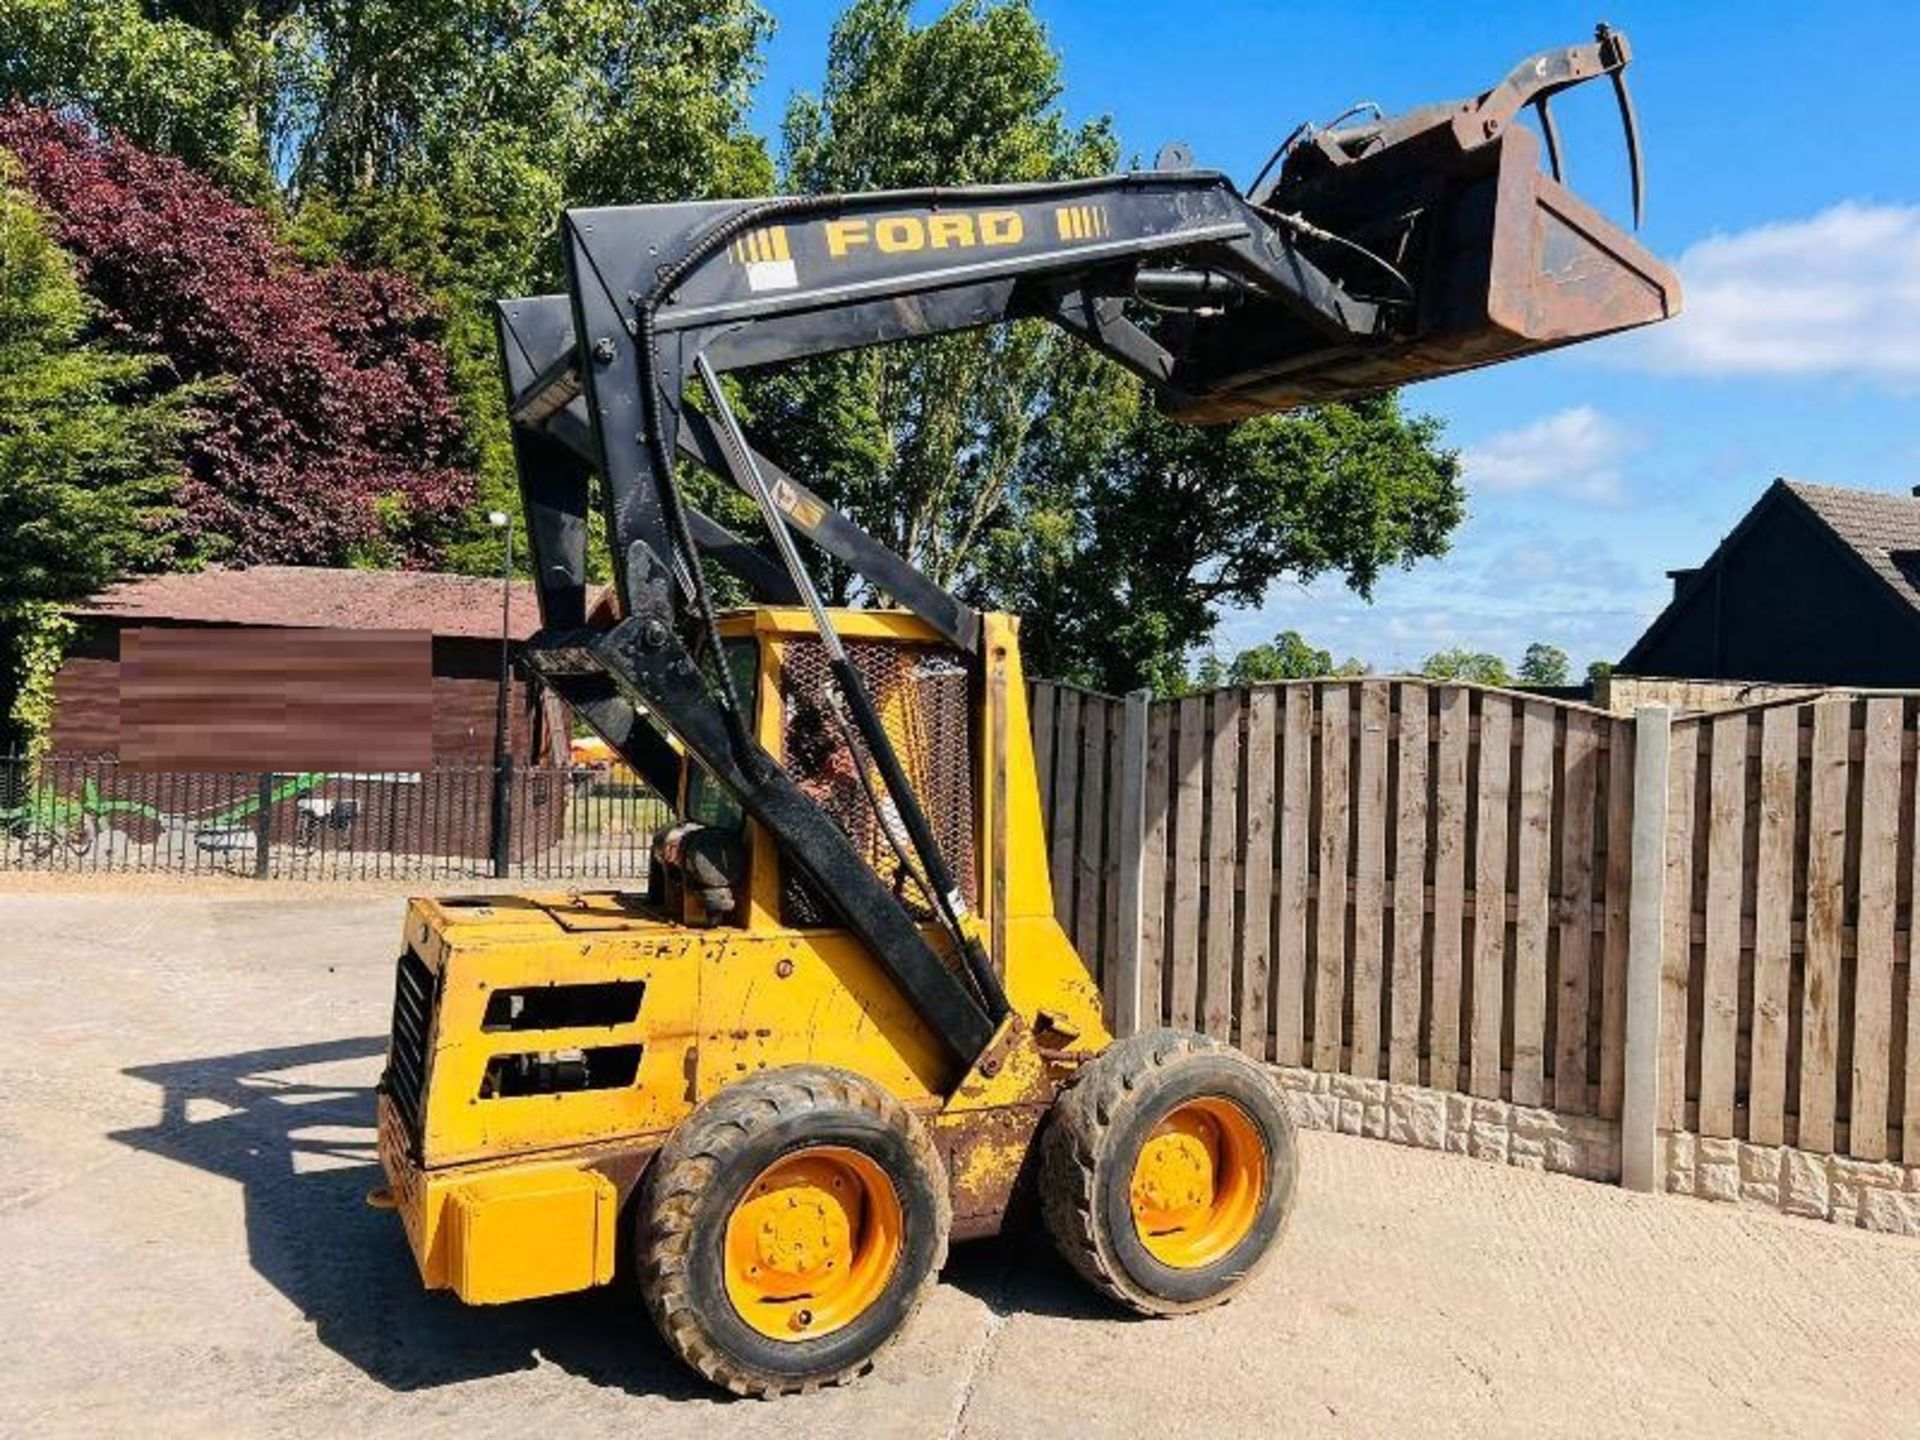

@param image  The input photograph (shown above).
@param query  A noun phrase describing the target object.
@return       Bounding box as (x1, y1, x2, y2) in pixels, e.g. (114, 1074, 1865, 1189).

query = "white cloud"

(1632, 202, 1920, 382)
(1217, 515, 1667, 675)
(1491, 538, 1635, 592)
(1459, 406, 1638, 504)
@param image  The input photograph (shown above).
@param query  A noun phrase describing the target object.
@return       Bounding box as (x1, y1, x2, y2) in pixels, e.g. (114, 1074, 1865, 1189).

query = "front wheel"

(635, 1066, 950, 1398)
(1040, 1028, 1298, 1316)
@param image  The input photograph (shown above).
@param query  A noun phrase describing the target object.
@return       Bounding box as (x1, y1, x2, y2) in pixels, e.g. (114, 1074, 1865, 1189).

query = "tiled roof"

(1782, 480, 1920, 614)
(1620, 477, 1920, 674)
(71, 566, 551, 641)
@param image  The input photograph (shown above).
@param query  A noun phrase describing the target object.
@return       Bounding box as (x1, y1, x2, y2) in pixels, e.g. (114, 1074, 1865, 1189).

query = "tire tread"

(1039, 1028, 1295, 1316)
(639, 1066, 950, 1398)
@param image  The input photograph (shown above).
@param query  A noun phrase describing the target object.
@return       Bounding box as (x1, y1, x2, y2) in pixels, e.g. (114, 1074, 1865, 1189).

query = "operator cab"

(651, 608, 978, 934)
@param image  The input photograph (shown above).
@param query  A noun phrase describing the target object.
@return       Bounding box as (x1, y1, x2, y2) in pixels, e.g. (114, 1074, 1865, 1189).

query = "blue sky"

(751, 3, 1920, 675)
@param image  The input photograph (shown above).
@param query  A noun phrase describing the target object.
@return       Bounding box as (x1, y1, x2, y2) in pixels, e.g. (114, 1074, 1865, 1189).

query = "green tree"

(0, 169, 199, 747)
(1586, 658, 1614, 693)
(0, 0, 265, 193)
(7, 0, 1469, 684)
(3, 0, 777, 574)
(1215, 629, 1367, 687)
(988, 381, 1461, 693)
(1518, 642, 1571, 686)
(752, 0, 1464, 694)
(1188, 652, 1228, 691)
(1421, 648, 1511, 686)
(275, 0, 776, 572)
(748, 0, 1115, 596)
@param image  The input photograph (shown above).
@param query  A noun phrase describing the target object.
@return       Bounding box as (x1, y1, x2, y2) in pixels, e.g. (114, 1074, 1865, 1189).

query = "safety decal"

(729, 226, 798, 291)
(1053, 204, 1110, 241)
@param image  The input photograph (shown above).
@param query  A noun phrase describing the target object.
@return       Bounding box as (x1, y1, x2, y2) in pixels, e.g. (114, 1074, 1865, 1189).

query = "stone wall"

(1272, 1067, 1619, 1184)
(1274, 1059, 1920, 1244)
(1666, 1134, 1920, 1236)
(1275, 1064, 1920, 1239)
(1596, 673, 1829, 715)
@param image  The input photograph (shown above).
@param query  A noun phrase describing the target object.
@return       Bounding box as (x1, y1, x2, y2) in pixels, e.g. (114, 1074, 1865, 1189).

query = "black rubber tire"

(635, 1066, 950, 1398)
(1040, 1028, 1299, 1316)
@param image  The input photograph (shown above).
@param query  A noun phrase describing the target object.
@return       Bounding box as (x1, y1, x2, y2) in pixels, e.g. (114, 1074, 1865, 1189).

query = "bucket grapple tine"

(1534, 94, 1566, 185)
(1607, 42, 1648, 228)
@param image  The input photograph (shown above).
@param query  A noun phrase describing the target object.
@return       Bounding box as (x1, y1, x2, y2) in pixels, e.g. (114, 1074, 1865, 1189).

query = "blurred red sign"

(119, 627, 434, 772)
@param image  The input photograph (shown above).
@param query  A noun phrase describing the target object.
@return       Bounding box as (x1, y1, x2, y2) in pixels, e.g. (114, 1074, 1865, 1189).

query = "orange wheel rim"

(1129, 1096, 1266, 1268)
(723, 1146, 903, 1341)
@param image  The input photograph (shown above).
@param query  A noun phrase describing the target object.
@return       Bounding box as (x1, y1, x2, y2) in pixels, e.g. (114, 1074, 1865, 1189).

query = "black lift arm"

(495, 31, 1680, 1074)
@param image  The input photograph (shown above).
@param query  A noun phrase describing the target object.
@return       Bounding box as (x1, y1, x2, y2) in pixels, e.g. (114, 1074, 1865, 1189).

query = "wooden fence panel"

(1471, 696, 1513, 1099)
(1029, 678, 1920, 1171)
(1758, 706, 1797, 1144)
(1073, 694, 1110, 962)
(1031, 683, 1057, 824)
(1048, 689, 1082, 928)
(1170, 697, 1206, 1031)
(1430, 687, 1469, 1092)
(1748, 705, 1799, 1146)
(1101, 700, 1126, 1011)
(1800, 700, 1850, 1154)
(1698, 712, 1748, 1138)
(1598, 717, 1635, 1120)
(1511, 703, 1555, 1108)
(1850, 697, 1901, 1159)
(1241, 690, 1277, 1061)
(1141, 702, 1172, 1029)
(1274, 687, 1312, 1065)
(1351, 682, 1390, 1078)
(1908, 708, 1920, 1164)
(1660, 721, 1699, 1131)
(1203, 691, 1242, 1041)
(1314, 686, 1352, 1072)
(1555, 712, 1599, 1113)
(1391, 685, 1429, 1086)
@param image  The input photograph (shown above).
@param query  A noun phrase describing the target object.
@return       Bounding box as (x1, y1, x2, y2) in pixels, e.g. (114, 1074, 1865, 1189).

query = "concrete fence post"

(1110, 687, 1153, 1036)
(1621, 704, 1672, 1192)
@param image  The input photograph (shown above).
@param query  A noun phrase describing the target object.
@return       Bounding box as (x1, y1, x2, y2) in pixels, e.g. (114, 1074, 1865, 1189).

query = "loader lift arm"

(497, 28, 1680, 1077)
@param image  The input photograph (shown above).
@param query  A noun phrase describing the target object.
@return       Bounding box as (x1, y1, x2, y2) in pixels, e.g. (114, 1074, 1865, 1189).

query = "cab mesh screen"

(780, 639, 976, 927)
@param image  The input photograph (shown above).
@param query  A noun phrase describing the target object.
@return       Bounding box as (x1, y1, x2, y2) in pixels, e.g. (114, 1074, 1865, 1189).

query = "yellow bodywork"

(378, 610, 1110, 1306)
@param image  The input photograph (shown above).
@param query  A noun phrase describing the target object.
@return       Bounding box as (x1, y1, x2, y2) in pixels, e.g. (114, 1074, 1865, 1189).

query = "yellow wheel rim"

(723, 1146, 903, 1341)
(1129, 1096, 1266, 1269)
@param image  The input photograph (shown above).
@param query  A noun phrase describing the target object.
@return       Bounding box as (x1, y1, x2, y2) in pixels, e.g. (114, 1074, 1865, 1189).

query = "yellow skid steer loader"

(372, 28, 1679, 1397)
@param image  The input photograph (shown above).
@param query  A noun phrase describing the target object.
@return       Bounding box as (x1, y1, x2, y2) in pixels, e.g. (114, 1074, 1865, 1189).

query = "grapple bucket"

(1166, 26, 1681, 421)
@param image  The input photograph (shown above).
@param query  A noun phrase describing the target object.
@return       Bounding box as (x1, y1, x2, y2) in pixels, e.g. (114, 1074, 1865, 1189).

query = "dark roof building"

(1619, 479, 1920, 687)
(72, 565, 545, 640)
(33, 566, 609, 866)
(51, 565, 567, 765)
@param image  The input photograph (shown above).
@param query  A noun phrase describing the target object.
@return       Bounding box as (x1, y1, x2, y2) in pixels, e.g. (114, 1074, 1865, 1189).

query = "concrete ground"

(4, 877, 1920, 1438)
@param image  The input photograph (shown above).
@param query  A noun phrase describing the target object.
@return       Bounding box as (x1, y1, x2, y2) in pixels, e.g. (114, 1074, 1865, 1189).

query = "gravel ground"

(4, 877, 1919, 1438)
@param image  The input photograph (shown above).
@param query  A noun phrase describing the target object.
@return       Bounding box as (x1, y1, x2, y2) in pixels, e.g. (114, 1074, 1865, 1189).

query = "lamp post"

(487, 509, 514, 878)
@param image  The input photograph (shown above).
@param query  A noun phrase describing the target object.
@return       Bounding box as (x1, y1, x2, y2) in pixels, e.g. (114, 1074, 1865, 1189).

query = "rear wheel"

(1040, 1028, 1298, 1315)
(635, 1066, 949, 1397)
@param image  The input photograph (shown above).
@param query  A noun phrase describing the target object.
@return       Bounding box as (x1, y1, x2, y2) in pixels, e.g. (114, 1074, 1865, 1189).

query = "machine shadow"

(941, 1232, 1116, 1323)
(108, 1036, 716, 1402)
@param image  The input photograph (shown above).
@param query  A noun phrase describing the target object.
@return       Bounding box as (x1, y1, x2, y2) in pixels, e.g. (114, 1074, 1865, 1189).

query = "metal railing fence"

(0, 753, 670, 882)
